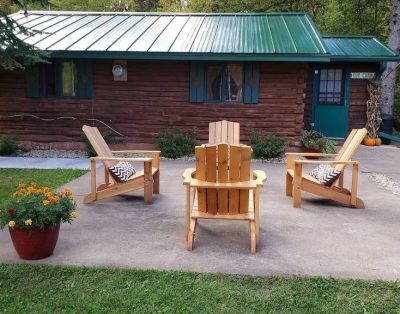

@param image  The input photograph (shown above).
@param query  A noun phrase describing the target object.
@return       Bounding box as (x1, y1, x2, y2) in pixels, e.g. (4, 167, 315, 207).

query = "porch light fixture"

(112, 60, 127, 81)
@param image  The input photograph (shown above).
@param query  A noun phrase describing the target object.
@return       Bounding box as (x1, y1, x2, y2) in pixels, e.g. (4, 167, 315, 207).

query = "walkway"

(0, 146, 399, 280)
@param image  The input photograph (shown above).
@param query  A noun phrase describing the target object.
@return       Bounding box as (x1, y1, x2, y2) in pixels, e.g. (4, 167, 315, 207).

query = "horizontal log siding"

(0, 60, 307, 149)
(348, 64, 379, 130)
(304, 63, 380, 135)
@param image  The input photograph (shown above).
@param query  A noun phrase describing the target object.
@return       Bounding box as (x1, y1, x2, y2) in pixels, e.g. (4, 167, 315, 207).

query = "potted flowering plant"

(0, 182, 77, 260)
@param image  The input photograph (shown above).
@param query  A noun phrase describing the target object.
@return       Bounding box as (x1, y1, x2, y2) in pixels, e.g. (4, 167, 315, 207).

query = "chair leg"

(144, 161, 153, 205)
(249, 221, 256, 253)
(293, 163, 302, 208)
(153, 171, 160, 194)
(286, 172, 293, 197)
(187, 218, 197, 251)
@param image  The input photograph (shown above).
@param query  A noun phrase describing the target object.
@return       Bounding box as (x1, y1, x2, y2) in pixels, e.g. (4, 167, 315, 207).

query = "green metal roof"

(8, 11, 398, 62)
(9, 11, 330, 61)
(323, 36, 398, 61)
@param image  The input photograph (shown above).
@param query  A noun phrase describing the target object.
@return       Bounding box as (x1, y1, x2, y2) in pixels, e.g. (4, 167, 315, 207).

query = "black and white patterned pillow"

(310, 164, 341, 186)
(108, 161, 136, 182)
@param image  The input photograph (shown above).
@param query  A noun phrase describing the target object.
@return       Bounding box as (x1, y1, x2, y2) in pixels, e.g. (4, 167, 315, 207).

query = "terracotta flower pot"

(9, 223, 60, 260)
(363, 137, 376, 146)
(303, 147, 321, 159)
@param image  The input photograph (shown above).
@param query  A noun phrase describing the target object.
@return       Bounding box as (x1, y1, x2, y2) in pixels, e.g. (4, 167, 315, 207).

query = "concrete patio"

(0, 146, 399, 280)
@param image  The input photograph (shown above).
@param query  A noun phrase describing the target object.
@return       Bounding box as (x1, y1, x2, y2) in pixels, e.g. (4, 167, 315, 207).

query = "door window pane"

(318, 68, 343, 105)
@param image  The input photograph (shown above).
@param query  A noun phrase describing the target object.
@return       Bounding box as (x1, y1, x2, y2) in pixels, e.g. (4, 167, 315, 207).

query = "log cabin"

(0, 11, 398, 149)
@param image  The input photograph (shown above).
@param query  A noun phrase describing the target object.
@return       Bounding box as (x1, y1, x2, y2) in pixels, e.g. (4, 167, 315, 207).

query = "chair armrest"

(294, 160, 358, 165)
(286, 152, 337, 158)
(111, 150, 161, 154)
(253, 170, 267, 186)
(90, 157, 152, 162)
(182, 168, 196, 185)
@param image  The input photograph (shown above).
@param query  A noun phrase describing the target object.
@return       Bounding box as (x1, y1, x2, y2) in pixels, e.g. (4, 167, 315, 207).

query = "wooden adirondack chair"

(183, 144, 266, 253)
(209, 120, 240, 144)
(82, 125, 160, 205)
(286, 128, 367, 208)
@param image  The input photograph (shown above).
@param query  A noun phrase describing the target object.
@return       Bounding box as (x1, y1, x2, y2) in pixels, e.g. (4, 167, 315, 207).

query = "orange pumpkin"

(375, 137, 382, 146)
(363, 137, 376, 146)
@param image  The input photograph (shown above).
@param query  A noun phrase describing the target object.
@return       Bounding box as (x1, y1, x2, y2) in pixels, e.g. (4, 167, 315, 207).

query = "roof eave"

(329, 56, 399, 62)
(48, 51, 332, 62)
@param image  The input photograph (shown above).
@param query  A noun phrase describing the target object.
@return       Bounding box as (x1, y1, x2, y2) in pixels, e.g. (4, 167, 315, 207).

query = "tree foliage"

(0, 0, 49, 70)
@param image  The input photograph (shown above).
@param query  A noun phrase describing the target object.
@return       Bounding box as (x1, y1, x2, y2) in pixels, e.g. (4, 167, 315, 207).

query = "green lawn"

(0, 264, 399, 313)
(0, 168, 86, 202)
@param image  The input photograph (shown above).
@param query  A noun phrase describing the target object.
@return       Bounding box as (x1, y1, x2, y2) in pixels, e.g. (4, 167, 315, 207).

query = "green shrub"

(300, 130, 326, 150)
(82, 130, 123, 157)
(154, 128, 197, 159)
(249, 130, 290, 160)
(0, 135, 20, 156)
(323, 139, 337, 154)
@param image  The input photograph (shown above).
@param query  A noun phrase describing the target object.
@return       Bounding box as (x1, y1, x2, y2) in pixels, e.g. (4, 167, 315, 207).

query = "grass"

(0, 264, 399, 313)
(0, 169, 86, 201)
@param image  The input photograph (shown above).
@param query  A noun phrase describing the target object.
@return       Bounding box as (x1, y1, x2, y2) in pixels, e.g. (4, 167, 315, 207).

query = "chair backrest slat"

(82, 125, 115, 167)
(239, 147, 251, 214)
(205, 145, 218, 214)
(208, 120, 240, 145)
(334, 128, 367, 172)
(195, 145, 207, 212)
(217, 144, 229, 214)
(229, 145, 241, 215)
(195, 144, 252, 215)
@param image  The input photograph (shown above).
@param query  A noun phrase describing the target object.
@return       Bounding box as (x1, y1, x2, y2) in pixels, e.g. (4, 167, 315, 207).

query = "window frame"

(317, 68, 345, 106)
(204, 63, 244, 104)
(40, 60, 80, 99)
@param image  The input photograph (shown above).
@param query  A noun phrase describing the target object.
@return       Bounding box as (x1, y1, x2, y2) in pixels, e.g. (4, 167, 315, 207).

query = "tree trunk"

(380, 0, 400, 117)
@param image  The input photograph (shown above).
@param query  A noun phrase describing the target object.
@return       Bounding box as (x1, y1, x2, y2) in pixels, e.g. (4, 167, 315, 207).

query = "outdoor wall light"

(112, 60, 127, 81)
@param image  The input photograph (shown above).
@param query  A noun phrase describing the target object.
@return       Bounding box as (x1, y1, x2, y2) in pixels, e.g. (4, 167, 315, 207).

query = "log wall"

(0, 60, 308, 149)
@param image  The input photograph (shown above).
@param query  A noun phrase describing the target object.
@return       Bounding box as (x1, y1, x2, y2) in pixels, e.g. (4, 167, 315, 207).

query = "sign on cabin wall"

(350, 72, 375, 79)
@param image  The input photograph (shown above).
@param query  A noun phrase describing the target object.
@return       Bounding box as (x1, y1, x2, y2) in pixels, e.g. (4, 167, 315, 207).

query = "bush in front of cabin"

(0, 135, 22, 156)
(249, 130, 290, 160)
(82, 130, 123, 157)
(154, 128, 197, 159)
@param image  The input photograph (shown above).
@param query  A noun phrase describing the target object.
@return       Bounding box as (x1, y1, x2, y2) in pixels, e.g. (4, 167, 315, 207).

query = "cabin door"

(312, 67, 350, 138)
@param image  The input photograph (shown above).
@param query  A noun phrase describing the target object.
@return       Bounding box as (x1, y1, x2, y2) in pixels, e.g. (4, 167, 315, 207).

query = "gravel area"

(366, 173, 400, 196)
(17, 149, 286, 163)
(20, 149, 87, 158)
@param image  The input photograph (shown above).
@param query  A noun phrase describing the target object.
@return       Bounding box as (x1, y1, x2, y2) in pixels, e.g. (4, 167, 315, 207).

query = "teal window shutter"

(77, 61, 93, 99)
(189, 62, 204, 103)
(243, 63, 259, 104)
(25, 64, 41, 97)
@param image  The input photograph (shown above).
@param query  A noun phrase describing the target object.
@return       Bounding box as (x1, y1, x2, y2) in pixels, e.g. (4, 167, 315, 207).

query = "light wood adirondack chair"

(209, 120, 240, 144)
(286, 128, 367, 208)
(82, 125, 160, 205)
(183, 144, 266, 253)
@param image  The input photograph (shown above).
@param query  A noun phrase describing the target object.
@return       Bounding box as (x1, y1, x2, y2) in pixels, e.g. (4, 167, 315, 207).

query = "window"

(189, 62, 258, 104)
(206, 64, 243, 102)
(42, 61, 78, 97)
(318, 69, 343, 105)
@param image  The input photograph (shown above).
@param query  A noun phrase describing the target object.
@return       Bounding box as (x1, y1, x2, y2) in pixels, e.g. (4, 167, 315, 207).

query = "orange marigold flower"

(42, 200, 50, 206)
